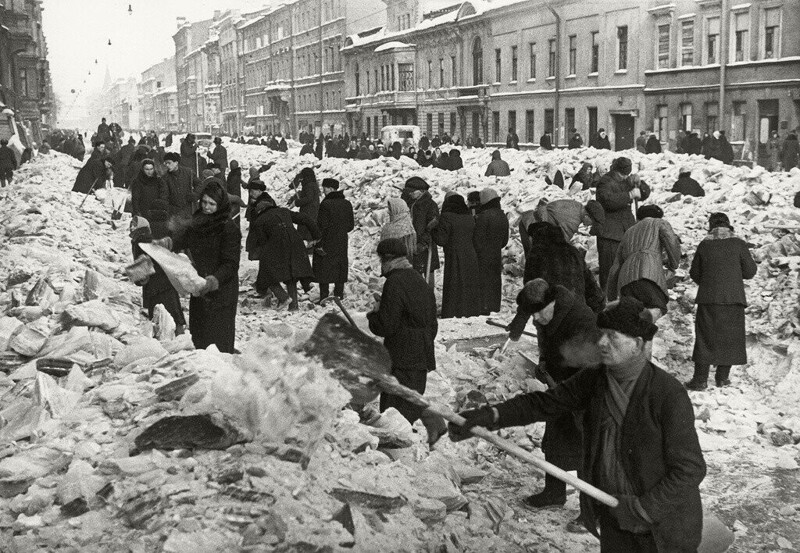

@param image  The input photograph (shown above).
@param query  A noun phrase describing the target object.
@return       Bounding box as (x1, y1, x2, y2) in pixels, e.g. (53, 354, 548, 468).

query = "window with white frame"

(681, 20, 694, 66)
(529, 42, 537, 79)
(763, 8, 780, 59)
(657, 24, 670, 69)
(732, 11, 749, 62)
(511, 46, 518, 81)
(439, 58, 445, 87)
(398, 63, 413, 91)
(495, 48, 501, 82)
(548, 39, 556, 77)
(590, 32, 599, 73)
(706, 17, 720, 64)
(451, 56, 457, 87)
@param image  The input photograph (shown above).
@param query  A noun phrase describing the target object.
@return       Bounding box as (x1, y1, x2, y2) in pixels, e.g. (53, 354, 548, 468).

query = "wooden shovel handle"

(429, 404, 619, 508)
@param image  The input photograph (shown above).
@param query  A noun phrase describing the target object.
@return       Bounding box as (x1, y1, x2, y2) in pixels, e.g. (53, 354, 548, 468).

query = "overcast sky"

(42, 0, 267, 120)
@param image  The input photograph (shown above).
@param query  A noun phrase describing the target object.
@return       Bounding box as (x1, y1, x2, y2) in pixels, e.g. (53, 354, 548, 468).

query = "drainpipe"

(547, 5, 561, 147)
(719, 0, 728, 131)
(319, 0, 324, 136)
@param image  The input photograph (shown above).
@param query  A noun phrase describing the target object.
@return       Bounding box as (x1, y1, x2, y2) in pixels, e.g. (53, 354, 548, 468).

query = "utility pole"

(547, 4, 561, 147)
(719, 0, 728, 132)
(318, 0, 324, 137)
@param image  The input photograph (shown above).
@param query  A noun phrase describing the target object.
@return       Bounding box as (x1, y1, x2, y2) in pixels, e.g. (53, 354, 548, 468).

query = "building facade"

(643, 0, 800, 164)
(174, 16, 215, 133)
(341, 0, 799, 155)
(0, 0, 56, 143)
(138, 57, 176, 131)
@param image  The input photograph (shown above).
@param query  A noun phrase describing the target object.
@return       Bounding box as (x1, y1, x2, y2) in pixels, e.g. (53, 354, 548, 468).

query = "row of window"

(656, 8, 781, 69)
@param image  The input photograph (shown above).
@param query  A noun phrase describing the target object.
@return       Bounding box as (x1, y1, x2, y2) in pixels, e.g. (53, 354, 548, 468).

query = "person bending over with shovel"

(367, 238, 447, 446)
(506, 279, 600, 532)
(453, 297, 706, 552)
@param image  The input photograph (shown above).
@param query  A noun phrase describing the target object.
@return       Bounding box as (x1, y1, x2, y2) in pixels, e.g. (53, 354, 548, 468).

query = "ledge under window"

(527, 78, 536, 83)
(588, 72, 599, 77)
(614, 69, 628, 74)
(545, 76, 555, 81)
(509, 80, 518, 84)
(565, 74, 576, 79)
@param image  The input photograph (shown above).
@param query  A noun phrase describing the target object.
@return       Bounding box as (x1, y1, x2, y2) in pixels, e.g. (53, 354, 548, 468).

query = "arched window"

(472, 37, 483, 85)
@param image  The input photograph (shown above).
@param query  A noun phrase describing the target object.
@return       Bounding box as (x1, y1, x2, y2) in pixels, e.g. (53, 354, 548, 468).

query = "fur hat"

(163, 152, 180, 163)
(636, 204, 664, 221)
(597, 297, 658, 341)
(405, 176, 429, 191)
(322, 178, 340, 190)
(247, 179, 266, 191)
(520, 278, 557, 314)
(479, 187, 500, 205)
(377, 238, 408, 258)
(611, 156, 632, 174)
(708, 212, 733, 231)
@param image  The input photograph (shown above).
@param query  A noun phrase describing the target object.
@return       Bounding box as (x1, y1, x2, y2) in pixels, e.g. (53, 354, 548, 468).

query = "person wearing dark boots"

(450, 297, 707, 551)
(686, 213, 757, 390)
(506, 279, 600, 531)
(313, 178, 354, 301)
(367, 238, 447, 446)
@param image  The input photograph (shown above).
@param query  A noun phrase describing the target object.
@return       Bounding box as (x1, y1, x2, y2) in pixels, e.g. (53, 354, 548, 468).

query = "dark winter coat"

(409, 192, 441, 273)
(494, 362, 706, 550)
(595, 171, 638, 242)
(523, 222, 605, 313)
(592, 134, 611, 150)
(130, 169, 170, 238)
(702, 136, 723, 161)
(781, 136, 800, 170)
(163, 165, 201, 221)
(508, 285, 599, 381)
(539, 134, 553, 150)
(294, 179, 321, 241)
(645, 136, 662, 154)
(485, 158, 511, 177)
(113, 144, 135, 187)
(226, 167, 245, 198)
(210, 145, 228, 175)
(300, 143, 314, 156)
(671, 174, 704, 197)
(447, 151, 463, 171)
(246, 200, 320, 288)
(312, 190, 354, 284)
(367, 266, 437, 373)
(474, 197, 510, 313)
(0, 145, 17, 170)
(432, 198, 482, 318)
(690, 229, 757, 306)
(683, 134, 702, 155)
(71, 150, 107, 193)
(719, 137, 734, 165)
(180, 140, 198, 173)
(568, 134, 583, 149)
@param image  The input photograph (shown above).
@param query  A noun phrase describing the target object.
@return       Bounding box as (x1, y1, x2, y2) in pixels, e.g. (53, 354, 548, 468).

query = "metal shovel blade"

(300, 313, 392, 404)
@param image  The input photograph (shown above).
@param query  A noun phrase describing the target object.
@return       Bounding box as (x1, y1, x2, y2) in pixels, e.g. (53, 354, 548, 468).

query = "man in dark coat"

(431, 134, 441, 149)
(540, 131, 553, 150)
(419, 133, 430, 151)
(71, 142, 108, 193)
(568, 130, 583, 149)
(405, 176, 440, 284)
(506, 129, 520, 149)
(702, 131, 723, 161)
(485, 150, 511, 176)
(210, 137, 228, 181)
(246, 193, 320, 310)
(781, 133, 800, 171)
(0, 139, 17, 187)
(595, 157, 650, 289)
(474, 187, 510, 314)
(313, 178, 354, 300)
(97, 118, 111, 143)
(432, 193, 482, 318)
(113, 137, 136, 187)
(162, 152, 201, 223)
(644, 132, 661, 154)
(635, 131, 647, 153)
(671, 167, 704, 197)
(506, 280, 600, 527)
(367, 238, 446, 445)
(180, 133, 199, 176)
(451, 297, 707, 552)
(682, 132, 703, 155)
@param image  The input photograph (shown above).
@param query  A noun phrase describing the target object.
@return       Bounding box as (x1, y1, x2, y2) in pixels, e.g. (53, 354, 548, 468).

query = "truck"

(380, 125, 420, 153)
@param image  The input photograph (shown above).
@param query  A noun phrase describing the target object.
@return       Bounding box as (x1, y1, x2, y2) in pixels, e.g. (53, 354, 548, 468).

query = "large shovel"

(300, 312, 619, 508)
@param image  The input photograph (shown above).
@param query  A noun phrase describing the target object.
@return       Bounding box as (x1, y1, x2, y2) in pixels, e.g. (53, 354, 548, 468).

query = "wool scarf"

(381, 256, 412, 276)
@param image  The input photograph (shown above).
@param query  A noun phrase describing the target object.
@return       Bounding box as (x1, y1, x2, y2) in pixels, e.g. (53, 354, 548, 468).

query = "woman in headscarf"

(431, 193, 481, 318)
(686, 212, 757, 390)
(171, 179, 241, 352)
(290, 167, 321, 241)
(379, 198, 417, 264)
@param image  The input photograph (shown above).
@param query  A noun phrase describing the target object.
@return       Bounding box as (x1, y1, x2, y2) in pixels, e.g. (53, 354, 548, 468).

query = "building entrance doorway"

(613, 114, 634, 150)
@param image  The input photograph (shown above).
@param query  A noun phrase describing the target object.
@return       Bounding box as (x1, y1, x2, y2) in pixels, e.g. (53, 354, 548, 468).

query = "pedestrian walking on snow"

(686, 213, 757, 390)
(0, 139, 17, 187)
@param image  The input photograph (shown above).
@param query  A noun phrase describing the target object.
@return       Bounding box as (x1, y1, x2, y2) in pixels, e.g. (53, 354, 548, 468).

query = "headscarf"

(380, 198, 417, 258)
(192, 179, 231, 234)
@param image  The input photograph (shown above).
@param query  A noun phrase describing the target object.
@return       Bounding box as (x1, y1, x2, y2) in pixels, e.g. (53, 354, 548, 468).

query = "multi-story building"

(108, 77, 139, 130)
(138, 57, 176, 131)
(0, 0, 56, 142)
(643, 0, 800, 164)
(342, 0, 800, 156)
(174, 16, 214, 133)
(153, 84, 178, 132)
(239, 12, 272, 135)
(219, 12, 249, 135)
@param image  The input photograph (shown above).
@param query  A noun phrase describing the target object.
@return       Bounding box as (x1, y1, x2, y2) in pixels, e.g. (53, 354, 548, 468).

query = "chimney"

(176, 16, 187, 29)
